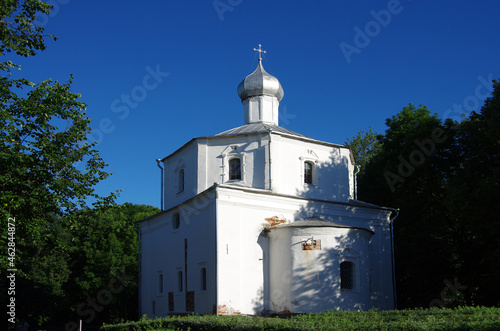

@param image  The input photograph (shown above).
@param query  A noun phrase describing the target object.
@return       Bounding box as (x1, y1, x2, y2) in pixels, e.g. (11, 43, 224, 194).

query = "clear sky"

(13, 0, 500, 208)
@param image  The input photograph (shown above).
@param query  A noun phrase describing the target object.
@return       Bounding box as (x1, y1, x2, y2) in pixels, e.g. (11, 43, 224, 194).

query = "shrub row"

(101, 306, 500, 331)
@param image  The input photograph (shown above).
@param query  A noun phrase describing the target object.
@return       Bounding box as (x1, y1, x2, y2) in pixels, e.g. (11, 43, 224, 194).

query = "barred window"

(229, 157, 242, 180)
(340, 261, 355, 290)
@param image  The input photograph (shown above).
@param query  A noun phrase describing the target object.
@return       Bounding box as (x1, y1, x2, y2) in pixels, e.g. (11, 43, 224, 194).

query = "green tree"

(0, 0, 116, 270)
(445, 78, 500, 306)
(344, 126, 381, 176)
(62, 203, 159, 327)
(0, 0, 53, 59)
(358, 104, 461, 308)
(0, 0, 118, 327)
(356, 94, 500, 308)
(13, 203, 159, 327)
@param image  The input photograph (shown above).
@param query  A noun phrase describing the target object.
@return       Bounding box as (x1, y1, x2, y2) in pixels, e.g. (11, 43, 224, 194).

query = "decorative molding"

(221, 146, 247, 184)
(336, 247, 360, 258)
(174, 158, 186, 170)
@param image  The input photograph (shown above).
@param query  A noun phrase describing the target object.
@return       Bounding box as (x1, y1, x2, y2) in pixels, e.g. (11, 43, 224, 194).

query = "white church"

(137, 46, 397, 316)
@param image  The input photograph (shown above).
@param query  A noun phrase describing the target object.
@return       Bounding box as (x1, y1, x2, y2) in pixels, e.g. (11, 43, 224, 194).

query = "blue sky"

(13, 0, 500, 208)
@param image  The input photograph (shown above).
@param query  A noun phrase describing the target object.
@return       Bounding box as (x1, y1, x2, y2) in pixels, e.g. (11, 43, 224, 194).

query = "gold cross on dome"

(253, 44, 266, 60)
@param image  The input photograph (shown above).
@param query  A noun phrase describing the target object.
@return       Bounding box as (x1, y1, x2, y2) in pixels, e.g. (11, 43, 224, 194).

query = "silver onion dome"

(237, 59, 284, 102)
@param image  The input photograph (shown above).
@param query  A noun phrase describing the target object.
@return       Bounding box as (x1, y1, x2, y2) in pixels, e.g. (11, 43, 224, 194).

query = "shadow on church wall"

(254, 228, 373, 314)
(294, 148, 351, 203)
(251, 148, 387, 314)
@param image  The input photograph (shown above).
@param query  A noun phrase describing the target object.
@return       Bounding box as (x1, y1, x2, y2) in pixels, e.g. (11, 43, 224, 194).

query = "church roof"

(215, 122, 307, 138)
(214, 122, 348, 151)
(161, 121, 345, 162)
(271, 217, 375, 234)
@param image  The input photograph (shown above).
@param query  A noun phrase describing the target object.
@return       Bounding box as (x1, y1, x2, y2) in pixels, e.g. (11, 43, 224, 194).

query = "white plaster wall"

(163, 141, 199, 211)
(271, 135, 352, 202)
(292, 202, 395, 310)
(367, 222, 395, 310)
(141, 184, 393, 316)
(215, 188, 300, 315)
(163, 135, 268, 212)
(203, 135, 267, 191)
(216, 196, 270, 314)
(140, 191, 217, 316)
(162, 132, 354, 211)
(269, 226, 372, 313)
(314, 205, 395, 310)
(214, 186, 394, 314)
(267, 227, 293, 312)
(343, 147, 356, 199)
(140, 215, 170, 317)
(243, 95, 280, 125)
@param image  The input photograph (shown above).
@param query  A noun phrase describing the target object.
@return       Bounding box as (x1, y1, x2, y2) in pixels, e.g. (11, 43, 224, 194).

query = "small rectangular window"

(178, 169, 185, 193)
(304, 161, 314, 184)
(186, 291, 195, 312)
(158, 272, 164, 294)
(172, 213, 180, 230)
(178, 270, 183, 292)
(201, 267, 207, 291)
(168, 292, 174, 311)
(340, 261, 355, 290)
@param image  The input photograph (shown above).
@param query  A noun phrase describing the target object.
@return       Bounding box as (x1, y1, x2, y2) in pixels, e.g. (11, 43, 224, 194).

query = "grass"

(101, 306, 500, 330)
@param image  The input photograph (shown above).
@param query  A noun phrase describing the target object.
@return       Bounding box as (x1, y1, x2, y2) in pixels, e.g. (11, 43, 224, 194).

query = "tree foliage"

(352, 87, 500, 308)
(344, 126, 381, 176)
(1, 0, 116, 269)
(0, 1, 145, 328)
(358, 104, 459, 307)
(0, 0, 53, 59)
(14, 203, 159, 327)
(444, 79, 500, 307)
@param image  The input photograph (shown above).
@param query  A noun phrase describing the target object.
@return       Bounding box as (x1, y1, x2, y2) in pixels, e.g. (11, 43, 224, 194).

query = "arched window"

(201, 267, 207, 291)
(340, 261, 355, 290)
(229, 157, 241, 180)
(304, 161, 314, 184)
(178, 169, 184, 193)
(172, 213, 180, 230)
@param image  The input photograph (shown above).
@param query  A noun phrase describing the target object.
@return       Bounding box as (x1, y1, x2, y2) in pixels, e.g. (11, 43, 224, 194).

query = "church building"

(137, 46, 397, 316)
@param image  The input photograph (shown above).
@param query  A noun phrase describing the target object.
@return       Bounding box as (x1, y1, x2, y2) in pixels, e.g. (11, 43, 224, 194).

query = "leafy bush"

(101, 306, 500, 330)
